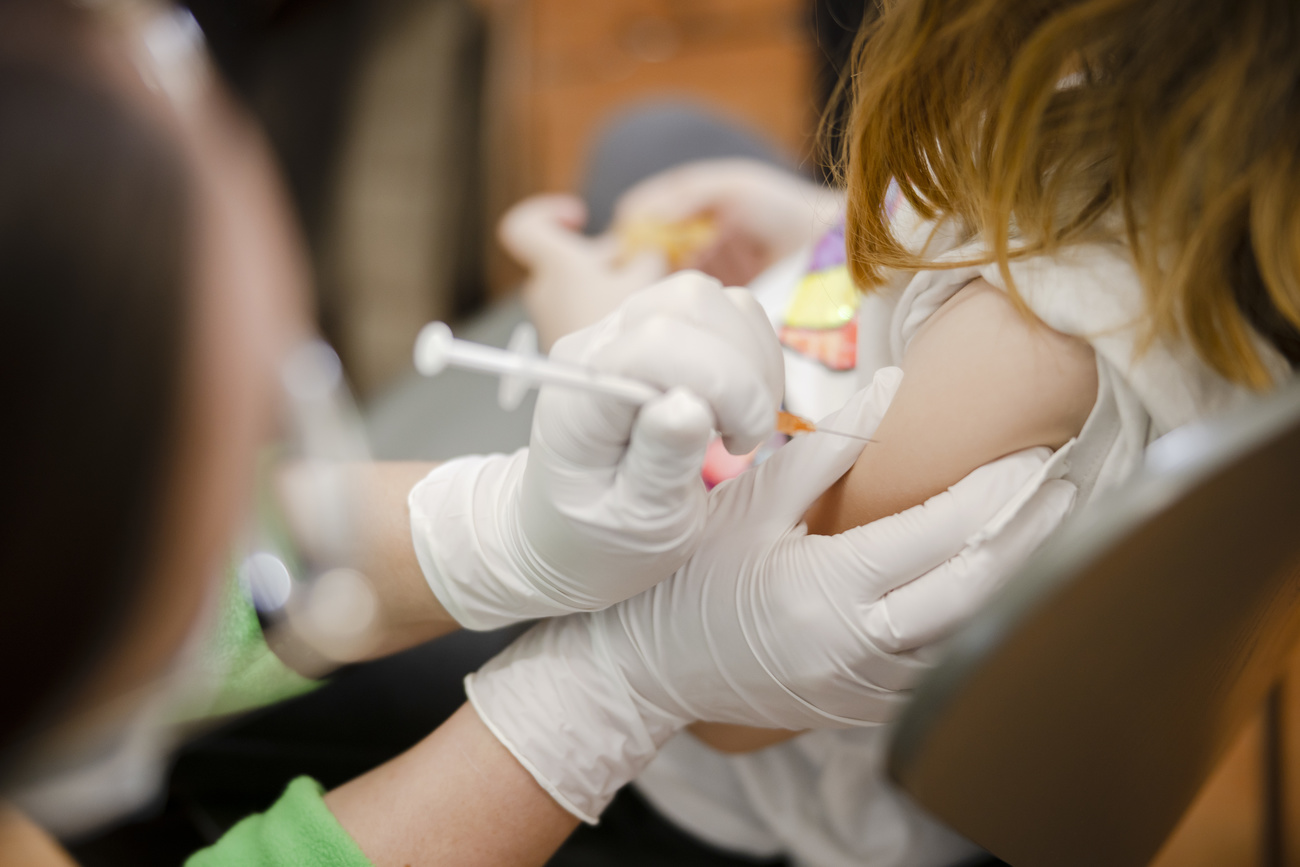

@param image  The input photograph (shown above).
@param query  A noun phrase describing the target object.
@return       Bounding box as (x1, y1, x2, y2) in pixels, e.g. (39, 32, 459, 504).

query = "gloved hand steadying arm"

(409, 271, 785, 631)
(466, 368, 1078, 821)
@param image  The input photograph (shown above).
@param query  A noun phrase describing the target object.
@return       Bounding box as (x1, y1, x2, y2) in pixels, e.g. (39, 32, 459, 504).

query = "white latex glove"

(410, 272, 785, 631)
(500, 193, 668, 349)
(466, 368, 1078, 821)
(614, 157, 846, 284)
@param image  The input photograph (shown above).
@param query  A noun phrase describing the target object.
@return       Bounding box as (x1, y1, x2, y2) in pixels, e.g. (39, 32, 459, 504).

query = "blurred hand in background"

(614, 158, 844, 285)
(498, 193, 667, 349)
(501, 159, 844, 349)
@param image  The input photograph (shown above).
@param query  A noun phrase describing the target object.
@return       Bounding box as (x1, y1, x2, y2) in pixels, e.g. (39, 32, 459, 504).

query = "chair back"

(888, 382, 1300, 867)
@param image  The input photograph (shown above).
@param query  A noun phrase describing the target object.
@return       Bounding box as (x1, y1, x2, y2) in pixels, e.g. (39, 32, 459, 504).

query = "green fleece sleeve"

(185, 777, 373, 867)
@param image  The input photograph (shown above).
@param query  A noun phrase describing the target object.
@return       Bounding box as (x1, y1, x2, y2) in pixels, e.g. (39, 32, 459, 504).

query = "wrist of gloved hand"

(408, 449, 572, 631)
(466, 615, 688, 822)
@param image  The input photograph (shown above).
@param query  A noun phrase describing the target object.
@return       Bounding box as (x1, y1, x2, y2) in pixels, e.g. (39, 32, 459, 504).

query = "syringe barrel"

(415, 321, 661, 406)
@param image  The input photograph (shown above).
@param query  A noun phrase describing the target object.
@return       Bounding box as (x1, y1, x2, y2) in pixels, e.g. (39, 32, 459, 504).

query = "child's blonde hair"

(837, 0, 1300, 388)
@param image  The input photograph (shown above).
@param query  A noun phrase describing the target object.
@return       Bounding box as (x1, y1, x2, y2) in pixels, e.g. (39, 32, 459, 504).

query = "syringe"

(413, 322, 875, 443)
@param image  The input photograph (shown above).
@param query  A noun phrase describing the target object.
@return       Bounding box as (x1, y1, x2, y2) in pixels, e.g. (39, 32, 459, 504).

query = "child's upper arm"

(803, 278, 1097, 536)
(687, 279, 1097, 755)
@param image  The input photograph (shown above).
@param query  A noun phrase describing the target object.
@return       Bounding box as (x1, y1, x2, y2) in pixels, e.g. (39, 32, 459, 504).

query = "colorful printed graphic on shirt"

(700, 183, 902, 488)
(778, 224, 858, 371)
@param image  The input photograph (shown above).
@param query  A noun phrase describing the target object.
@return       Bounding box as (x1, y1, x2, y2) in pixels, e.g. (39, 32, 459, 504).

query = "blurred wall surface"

(322, 0, 485, 396)
(187, 0, 486, 398)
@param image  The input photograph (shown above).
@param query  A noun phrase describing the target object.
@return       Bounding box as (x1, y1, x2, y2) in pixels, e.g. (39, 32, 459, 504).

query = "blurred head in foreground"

(0, 0, 310, 799)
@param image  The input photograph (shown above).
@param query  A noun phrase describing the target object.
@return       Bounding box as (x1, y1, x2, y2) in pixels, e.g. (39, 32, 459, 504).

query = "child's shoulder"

(805, 277, 1098, 534)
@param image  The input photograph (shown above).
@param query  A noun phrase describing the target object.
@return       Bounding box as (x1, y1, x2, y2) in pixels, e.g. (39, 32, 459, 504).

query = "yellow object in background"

(784, 266, 859, 330)
(618, 216, 718, 269)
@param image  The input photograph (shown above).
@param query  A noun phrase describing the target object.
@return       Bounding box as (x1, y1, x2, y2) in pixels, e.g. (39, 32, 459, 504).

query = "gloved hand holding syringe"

(407, 273, 803, 631)
(413, 320, 874, 443)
